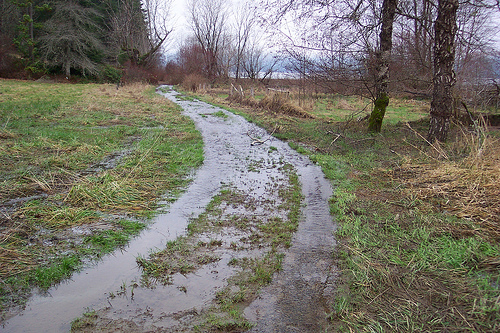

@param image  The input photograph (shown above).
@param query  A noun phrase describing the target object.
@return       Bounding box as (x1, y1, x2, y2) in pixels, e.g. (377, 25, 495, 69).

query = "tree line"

(0, 0, 170, 81)
(164, 0, 278, 87)
(1, 0, 499, 141)
(166, 0, 499, 142)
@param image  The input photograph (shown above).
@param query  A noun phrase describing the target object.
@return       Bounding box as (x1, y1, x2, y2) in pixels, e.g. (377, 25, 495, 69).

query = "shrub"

(121, 61, 159, 85)
(181, 73, 208, 92)
(99, 65, 123, 83)
(258, 94, 314, 119)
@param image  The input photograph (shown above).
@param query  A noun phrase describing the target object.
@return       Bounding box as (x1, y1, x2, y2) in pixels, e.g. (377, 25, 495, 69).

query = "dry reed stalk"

(406, 122, 449, 160)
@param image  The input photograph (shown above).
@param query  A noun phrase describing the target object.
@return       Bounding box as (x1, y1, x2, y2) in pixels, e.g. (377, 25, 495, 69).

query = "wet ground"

(1, 86, 337, 332)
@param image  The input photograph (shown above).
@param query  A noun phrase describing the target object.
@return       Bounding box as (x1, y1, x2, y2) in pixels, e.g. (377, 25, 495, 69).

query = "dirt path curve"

(1, 86, 337, 332)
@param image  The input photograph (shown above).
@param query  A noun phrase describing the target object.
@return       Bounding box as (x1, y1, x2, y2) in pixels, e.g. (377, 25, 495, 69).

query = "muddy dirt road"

(1, 86, 337, 332)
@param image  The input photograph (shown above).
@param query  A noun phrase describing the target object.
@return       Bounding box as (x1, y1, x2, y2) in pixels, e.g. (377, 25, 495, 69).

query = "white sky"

(163, 1, 500, 62)
(165, 0, 190, 56)
(164, 0, 247, 58)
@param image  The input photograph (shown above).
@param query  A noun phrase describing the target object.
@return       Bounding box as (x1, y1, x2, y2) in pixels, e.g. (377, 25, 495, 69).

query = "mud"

(0, 86, 337, 332)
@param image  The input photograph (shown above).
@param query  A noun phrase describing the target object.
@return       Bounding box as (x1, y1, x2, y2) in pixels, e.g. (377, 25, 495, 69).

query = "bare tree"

(109, 0, 148, 63)
(177, 37, 205, 75)
(242, 42, 278, 82)
(393, 0, 434, 92)
(261, 0, 398, 129)
(188, 0, 228, 81)
(454, 2, 499, 96)
(217, 32, 234, 79)
(233, 1, 255, 81)
(109, 0, 172, 66)
(141, 0, 173, 66)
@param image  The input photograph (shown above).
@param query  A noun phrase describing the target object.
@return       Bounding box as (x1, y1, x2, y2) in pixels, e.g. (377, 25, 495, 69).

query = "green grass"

(136, 236, 221, 286)
(70, 309, 98, 331)
(84, 220, 146, 255)
(0, 80, 204, 316)
(311, 94, 428, 124)
(189, 87, 500, 332)
(212, 110, 229, 120)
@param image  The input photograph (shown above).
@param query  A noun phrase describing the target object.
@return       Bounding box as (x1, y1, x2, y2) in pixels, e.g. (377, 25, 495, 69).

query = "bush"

(99, 65, 123, 84)
(121, 61, 159, 85)
(164, 61, 184, 85)
(258, 94, 314, 119)
(181, 73, 208, 92)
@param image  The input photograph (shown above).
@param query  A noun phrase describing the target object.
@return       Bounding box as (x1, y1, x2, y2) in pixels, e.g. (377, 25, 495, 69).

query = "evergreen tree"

(39, 0, 104, 77)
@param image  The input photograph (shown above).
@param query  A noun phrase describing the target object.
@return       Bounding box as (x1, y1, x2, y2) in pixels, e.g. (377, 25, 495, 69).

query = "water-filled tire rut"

(1, 86, 337, 332)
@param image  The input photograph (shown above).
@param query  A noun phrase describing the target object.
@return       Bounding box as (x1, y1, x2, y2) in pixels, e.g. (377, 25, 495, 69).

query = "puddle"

(81, 135, 141, 175)
(1, 86, 337, 332)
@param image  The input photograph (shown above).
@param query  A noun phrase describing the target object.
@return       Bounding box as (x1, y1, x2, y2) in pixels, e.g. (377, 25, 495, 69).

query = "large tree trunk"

(368, 0, 397, 133)
(428, 0, 459, 143)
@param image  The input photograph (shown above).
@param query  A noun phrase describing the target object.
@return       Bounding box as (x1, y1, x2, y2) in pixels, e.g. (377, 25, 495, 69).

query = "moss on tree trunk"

(366, 0, 396, 133)
(368, 93, 389, 133)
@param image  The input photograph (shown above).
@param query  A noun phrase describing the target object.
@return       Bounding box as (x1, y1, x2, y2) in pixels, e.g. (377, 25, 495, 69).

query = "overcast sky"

(163, 0, 500, 61)
(164, 0, 249, 59)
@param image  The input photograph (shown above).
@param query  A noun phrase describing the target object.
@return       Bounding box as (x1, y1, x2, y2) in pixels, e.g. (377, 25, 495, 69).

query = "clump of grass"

(193, 251, 285, 332)
(84, 220, 146, 256)
(136, 237, 221, 286)
(226, 92, 315, 119)
(212, 110, 229, 120)
(70, 309, 98, 331)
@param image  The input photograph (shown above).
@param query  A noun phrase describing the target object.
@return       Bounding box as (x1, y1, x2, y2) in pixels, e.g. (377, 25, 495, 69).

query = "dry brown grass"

(395, 122, 500, 241)
(0, 225, 37, 279)
(227, 93, 315, 119)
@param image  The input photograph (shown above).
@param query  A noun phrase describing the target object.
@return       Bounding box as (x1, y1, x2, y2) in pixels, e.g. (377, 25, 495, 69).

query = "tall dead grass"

(227, 92, 315, 119)
(399, 120, 500, 240)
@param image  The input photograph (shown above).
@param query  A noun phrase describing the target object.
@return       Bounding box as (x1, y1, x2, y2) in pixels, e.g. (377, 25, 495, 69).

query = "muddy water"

(1, 86, 337, 332)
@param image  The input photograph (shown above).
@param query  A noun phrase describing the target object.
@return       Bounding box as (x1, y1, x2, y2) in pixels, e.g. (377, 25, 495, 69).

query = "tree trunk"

(368, 0, 397, 133)
(65, 61, 71, 78)
(28, 2, 34, 62)
(427, 0, 459, 143)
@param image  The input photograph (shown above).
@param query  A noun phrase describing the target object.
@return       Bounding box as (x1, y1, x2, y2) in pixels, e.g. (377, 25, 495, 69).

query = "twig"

(367, 288, 390, 305)
(406, 123, 448, 160)
(246, 125, 277, 146)
(2, 117, 10, 130)
(329, 133, 343, 147)
(352, 137, 375, 144)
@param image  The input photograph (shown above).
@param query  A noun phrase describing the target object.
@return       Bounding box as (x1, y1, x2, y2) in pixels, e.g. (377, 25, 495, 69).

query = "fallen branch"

(328, 133, 343, 147)
(246, 126, 277, 146)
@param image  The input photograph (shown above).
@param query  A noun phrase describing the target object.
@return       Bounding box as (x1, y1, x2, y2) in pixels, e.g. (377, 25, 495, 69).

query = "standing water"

(1, 86, 337, 332)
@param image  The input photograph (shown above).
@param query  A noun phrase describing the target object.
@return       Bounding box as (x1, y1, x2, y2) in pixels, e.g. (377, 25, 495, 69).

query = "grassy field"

(190, 85, 500, 332)
(0, 80, 203, 318)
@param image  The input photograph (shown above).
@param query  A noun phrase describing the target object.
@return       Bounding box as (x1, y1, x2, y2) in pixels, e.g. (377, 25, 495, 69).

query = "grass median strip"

(0, 80, 203, 317)
(136, 160, 302, 330)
